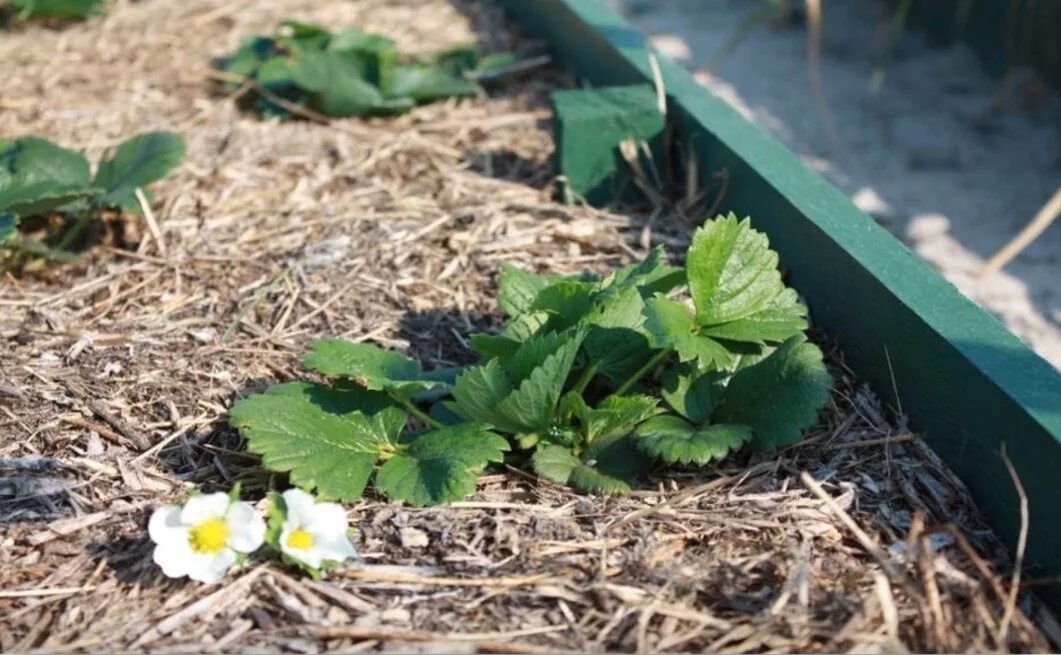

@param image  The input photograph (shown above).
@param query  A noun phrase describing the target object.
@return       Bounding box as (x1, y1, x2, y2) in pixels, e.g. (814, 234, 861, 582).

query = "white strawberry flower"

(149, 492, 266, 583)
(276, 488, 356, 571)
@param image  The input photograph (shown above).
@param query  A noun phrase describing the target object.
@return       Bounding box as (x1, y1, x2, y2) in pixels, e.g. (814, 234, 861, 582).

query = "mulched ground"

(0, 0, 1056, 652)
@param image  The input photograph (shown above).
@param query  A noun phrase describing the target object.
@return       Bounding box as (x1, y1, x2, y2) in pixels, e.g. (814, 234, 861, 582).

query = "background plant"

(0, 131, 185, 266)
(1, 0, 105, 23)
(217, 20, 516, 119)
(231, 214, 832, 505)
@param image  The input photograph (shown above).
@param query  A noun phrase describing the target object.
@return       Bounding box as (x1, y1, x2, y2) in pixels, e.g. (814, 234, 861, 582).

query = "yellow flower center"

(188, 518, 230, 554)
(285, 528, 315, 551)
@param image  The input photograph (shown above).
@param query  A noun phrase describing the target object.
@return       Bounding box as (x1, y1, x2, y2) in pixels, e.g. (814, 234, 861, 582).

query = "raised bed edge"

(502, 0, 1061, 608)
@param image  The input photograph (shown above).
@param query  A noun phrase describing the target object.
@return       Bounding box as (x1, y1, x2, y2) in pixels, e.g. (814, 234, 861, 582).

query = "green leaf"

(93, 132, 185, 213)
(531, 443, 633, 496)
(469, 333, 521, 360)
(497, 263, 549, 317)
(0, 213, 18, 244)
(427, 44, 480, 74)
(687, 214, 785, 326)
(290, 50, 367, 92)
(0, 137, 94, 217)
(531, 444, 579, 485)
(644, 296, 733, 369)
(375, 423, 508, 506)
(277, 20, 332, 51)
(385, 66, 479, 103)
(530, 280, 597, 329)
(699, 287, 808, 344)
(289, 49, 409, 117)
(602, 246, 684, 297)
(503, 330, 571, 383)
(329, 28, 396, 54)
(449, 359, 519, 432)
(583, 429, 649, 488)
(453, 330, 582, 435)
(568, 463, 632, 495)
(255, 56, 296, 90)
(493, 330, 584, 433)
(9, 0, 104, 20)
(572, 394, 662, 443)
(633, 415, 751, 465)
(713, 337, 831, 450)
(660, 362, 717, 423)
(501, 309, 550, 342)
(474, 52, 520, 75)
(220, 36, 277, 86)
(230, 382, 405, 501)
(302, 339, 432, 397)
(582, 285, 655, 381)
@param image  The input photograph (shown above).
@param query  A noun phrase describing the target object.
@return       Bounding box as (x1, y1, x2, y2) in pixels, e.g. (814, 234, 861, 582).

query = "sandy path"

(612, 0, 1061, 369)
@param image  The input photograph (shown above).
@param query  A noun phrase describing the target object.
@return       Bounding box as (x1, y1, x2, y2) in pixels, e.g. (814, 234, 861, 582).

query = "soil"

(611, 0, 1061, 370)
(0, 0, 1056, 653)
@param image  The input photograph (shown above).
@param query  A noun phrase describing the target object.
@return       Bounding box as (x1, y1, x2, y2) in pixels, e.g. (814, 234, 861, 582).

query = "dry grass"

(0, 0, 1056, 652)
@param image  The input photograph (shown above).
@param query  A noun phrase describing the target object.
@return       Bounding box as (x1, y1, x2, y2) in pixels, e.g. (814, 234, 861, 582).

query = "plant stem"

(611, 350, 669, 397)
(571, 362, 599, 395)
(55, 210, 95, 252)
(392, 393, 444, 430)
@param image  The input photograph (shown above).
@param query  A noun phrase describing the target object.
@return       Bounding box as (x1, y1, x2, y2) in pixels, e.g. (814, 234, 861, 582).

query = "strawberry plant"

(0, 132, 185, 265)
(1, 0, 105, 23)
(217, 20, 516, 119)
(230, 214, 831, 505)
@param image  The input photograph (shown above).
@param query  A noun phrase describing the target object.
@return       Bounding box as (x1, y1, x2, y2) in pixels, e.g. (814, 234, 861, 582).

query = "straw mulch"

(0, 0, 1055, 652)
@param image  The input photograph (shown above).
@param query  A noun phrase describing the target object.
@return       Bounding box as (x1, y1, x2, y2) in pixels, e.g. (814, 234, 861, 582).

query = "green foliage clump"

(0, 132, 185, 265)
(217, 20, 516, 119)
(230, 214, 832, 506)
(2, 0, 105, 23)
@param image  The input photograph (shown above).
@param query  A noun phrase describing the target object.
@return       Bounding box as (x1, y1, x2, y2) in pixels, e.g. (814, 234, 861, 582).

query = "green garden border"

(503, 0, 1061, 609)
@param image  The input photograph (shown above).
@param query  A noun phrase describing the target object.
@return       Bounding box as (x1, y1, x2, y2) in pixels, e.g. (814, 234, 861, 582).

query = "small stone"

(905, 213, 951, 242)
(400, 527, 430, 549)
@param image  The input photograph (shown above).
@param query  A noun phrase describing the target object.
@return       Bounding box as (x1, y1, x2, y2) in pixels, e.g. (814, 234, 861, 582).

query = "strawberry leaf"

(601, 246, 684, 297)
(385, 66, 478, 102)
(687, 213, 786, 327)
(633, 415, 751, 465)
(571, 394, 662, 443)
(699, 287, 808, 345)
(375, 423, 508, 506)
(531, 444, 580, 485)
(449, 358, 520, 432)
(531, 443, 635, 496)
(582, 285, 656, 381)
(660, 362, 718, 423)
(302, 339, 440, 398)
(0, 213, 17, 244)
(497, 264, 550, 317)
(93, 132, 185, 213)
(230, 382, 405, 501)
(0, 137, 95, 217)
(713, 337, 831, 450)
(568, 461, 631, 495)
(494, 330, 584, 432)
(9, 0, 104, 20)
(644, 296, 733, 369)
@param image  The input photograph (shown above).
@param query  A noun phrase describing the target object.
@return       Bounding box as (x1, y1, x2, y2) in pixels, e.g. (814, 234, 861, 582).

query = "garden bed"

(0, 0, 1055, 652)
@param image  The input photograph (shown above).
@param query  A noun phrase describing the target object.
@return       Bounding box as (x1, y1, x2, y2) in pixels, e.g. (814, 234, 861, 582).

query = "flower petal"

(148, 505, 184, 545)
(304, 501, 349, 538)
(153, 535, 195, 579)
(225, 501, 266, 553)
(185, 548, 237, 584)
(314, 531, 357, 565)
(281, 488, 316, 527)
(280, 527, 324, 569)
(180, 492, 230, 525)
